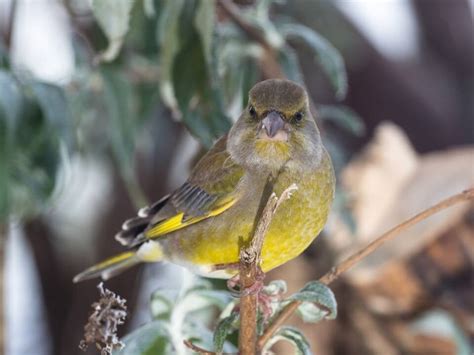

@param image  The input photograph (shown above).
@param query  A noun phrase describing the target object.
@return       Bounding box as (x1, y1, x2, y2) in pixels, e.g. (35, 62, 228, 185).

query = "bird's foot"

(226, 266, 265, 298)
(212, 262, 240, 271)
(257, 292, 274, 323)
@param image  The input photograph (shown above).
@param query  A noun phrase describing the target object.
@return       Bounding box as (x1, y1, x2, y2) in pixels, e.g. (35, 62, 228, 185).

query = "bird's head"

(227, 79, 323, 173)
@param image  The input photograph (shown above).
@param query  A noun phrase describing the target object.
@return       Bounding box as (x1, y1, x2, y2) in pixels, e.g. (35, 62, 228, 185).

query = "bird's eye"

(294, 111, 304, 122)
(249, 105, 256, 118)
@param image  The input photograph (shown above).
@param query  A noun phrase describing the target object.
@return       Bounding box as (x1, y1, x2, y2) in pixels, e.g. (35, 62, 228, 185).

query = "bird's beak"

(262, 111, 285, 138)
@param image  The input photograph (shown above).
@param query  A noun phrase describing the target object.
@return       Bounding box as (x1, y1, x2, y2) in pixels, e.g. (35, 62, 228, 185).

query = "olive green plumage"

(73, 79, 335, 282)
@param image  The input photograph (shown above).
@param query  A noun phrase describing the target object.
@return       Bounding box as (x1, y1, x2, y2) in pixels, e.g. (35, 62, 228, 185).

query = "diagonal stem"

(258, 187, 474, 350)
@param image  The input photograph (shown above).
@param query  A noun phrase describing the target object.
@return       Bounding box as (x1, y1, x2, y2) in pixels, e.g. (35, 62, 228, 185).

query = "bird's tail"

(73, 241, 165, 283)
(73, 251, 139, 283)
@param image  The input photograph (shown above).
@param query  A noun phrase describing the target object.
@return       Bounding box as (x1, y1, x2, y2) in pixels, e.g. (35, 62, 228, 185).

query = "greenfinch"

(73, 79, 335, 282)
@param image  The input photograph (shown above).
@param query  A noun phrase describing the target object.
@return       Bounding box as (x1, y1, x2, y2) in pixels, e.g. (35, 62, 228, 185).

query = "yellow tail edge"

(73, 251, 137, 283)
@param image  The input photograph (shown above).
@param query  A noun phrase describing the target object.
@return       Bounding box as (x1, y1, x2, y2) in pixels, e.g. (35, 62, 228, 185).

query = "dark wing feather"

(115, 135, 244, 248)
(171, 182, 217, 218)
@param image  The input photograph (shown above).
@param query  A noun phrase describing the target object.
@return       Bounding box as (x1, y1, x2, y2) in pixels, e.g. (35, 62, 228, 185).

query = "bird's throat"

(254, 140, 291, 171)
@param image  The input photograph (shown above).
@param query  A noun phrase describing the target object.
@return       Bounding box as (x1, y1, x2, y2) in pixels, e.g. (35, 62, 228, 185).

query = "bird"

(73, 79, 335, 283)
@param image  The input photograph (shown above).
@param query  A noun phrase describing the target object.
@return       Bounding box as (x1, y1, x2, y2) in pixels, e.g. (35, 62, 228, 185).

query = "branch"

(183, 340, 231, 355)
(218, 0, 285, 79)
(218, 0, 270, 51)
(239, 184, 298, 355)
(250, 184, 298, 261)
(2, 0, 16, 50)
(258, 187, 474, 349)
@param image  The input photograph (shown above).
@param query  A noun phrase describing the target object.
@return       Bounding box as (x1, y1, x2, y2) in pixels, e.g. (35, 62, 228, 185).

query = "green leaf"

(148, 277, 236, 353)
(262, 280, 287, 296)
(213, 312, 238, 353)
(0, 70, 23, 130)
(280, 23, 347, 100)
(0, 41, 9, 68)
(263, 326, 312, 355)
(194, 0, 215, 68)
(277, 46, 304, 84)
(171, 4, 231, 147)
(255, 0, 279, 20)
(0, 70, 22, 219)
(287, 281, 337, 323)
(31, 82, 73, 149)
(100, 67, 135, 160)
(151, 278, 231, 320)
(91, 0, 135, 62)
(184, 320, 238, 354)
(115, 320, 171, 355)
(143, 0, 156, 18)
(239, 57, 259, 108)
(100, 66, 147, 208)
(181, 278, 232, 312)
(0, 71, 71, 219)
(318, 105, 365, 137)
(150, 289, 176, 320)
(182, 274, 215, 293)
(157, 0, 185, 118)
(11, 105, 61, 217)
(245, 0, 285, 49)
(217, 37, 259, 114)
(181, 288, 232, 314)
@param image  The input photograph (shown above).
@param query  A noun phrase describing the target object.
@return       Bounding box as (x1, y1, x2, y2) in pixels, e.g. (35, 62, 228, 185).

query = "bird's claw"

(226, 266, 265, 298)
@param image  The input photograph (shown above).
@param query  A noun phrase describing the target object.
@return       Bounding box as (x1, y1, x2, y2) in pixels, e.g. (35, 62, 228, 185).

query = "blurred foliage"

(115, 278, 336, 354)
(262, 327, 311, 355)
(0, 68, 72, 220)
(117, 277, 236, 354)
(91, 0, 135, 62)
(1, 0, 361, 352)
(411, 310, 471, 355)
(1, 0, 362, 223)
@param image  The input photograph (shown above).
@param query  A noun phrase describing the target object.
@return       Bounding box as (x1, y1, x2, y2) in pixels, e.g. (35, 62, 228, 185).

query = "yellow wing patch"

(145, 197, 237, 239)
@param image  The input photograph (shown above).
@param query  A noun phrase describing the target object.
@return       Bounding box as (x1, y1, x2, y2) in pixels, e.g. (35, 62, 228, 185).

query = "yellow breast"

(259, 157, 335, 271)
(162, 151, 335, 278)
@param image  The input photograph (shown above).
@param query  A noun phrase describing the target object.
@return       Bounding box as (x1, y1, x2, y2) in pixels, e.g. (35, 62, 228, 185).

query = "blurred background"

(0, 0, 473, 354)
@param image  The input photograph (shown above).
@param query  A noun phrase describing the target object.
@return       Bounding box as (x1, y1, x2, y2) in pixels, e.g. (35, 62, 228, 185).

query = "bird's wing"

(115, 135, 244, 247)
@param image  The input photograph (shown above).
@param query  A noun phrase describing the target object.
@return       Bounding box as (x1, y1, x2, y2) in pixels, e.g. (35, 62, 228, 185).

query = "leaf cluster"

(1, 0, 363, 222)
(116, 278, 336, 355)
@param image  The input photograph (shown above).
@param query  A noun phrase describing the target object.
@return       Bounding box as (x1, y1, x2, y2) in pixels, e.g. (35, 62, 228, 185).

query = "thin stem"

(2, 0, 16, 50)
(218, 0, 271, 51)
(183, 340, 222, 355)
(238, 254, 259, 355)
(258, 187, 474, 349)
(218, 0, 285, 79)
(239, 184, 298, 354)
